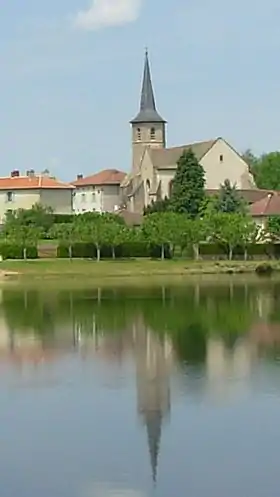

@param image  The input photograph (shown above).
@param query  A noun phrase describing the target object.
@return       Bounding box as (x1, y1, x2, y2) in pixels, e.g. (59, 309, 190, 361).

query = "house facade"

(72, 169, 126, 214)
(0, 170, 74, 223)
(121, 51, 257, 213)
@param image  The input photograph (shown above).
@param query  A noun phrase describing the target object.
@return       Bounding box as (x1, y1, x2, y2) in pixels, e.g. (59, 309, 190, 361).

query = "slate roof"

(149, 140, 216, 169)
(73, 169, 126, 187)
(130, 50, 165, 124)
(0, 176, 74, 190)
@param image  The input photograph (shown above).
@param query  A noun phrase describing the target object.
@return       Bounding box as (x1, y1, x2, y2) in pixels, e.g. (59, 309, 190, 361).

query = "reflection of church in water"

(3, 286, 280, 483)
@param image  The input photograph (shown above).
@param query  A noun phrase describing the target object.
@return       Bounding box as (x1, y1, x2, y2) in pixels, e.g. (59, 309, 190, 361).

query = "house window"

(92, 192, 96, 201)
(137, 128, 141, 141)
(6, 192, 13, 202)
(219, 154, 224, 163)
(81, 193, 86, 202)
(150, 127, 156, 140)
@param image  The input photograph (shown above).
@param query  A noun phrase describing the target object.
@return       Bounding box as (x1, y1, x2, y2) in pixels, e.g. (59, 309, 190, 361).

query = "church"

(121, 51, 256, 214)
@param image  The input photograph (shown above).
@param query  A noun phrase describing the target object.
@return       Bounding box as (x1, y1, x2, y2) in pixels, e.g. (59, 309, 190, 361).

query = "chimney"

(11, 170, 19, 178)
(77, 174, 83, 180)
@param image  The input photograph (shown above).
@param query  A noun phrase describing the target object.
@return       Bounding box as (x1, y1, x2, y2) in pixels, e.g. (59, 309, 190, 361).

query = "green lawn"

(0, 258, 279, 279)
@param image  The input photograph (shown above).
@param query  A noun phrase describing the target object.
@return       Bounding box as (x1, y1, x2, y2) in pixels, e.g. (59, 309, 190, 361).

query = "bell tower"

(130, 50, 166, 173)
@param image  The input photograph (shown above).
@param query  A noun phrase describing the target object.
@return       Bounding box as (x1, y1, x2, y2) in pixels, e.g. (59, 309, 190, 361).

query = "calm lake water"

(1, 279, 280, 496)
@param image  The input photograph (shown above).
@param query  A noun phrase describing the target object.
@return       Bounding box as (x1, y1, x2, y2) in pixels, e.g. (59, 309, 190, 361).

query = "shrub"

(255, 262, 273, 276)
(53, 214, 75, 224)
(0, 243, 38, 259)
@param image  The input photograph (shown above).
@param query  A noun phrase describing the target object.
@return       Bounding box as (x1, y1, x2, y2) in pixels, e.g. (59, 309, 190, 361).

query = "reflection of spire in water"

(145, 409, 162, 484)
(134, 320, 172, 485)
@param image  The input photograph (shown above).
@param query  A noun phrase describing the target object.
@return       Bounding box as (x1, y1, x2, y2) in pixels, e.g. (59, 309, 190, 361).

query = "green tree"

(5, 225, 43, 260)
(209, 212, 246, 260)
(253, 152, 280, 189)
(142, 212, 180, 260)
(76, 213, 109, 262)
(170, 148, 205, 217)
(181, 218, 209, 260)
(5, 204, 54, 235)
(238, 217, 260, 260)
(101, 216, 130, 259)
(267, 216, 280, 242)
(50, 223, 79, 260)
(214, 179, 246, 214)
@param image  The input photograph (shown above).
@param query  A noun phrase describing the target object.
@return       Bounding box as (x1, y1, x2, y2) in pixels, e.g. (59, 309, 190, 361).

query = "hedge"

(57, 242, 171, 259)
(0, 243, 38, 259)
(55, 242, 280, 260)
(199, 243, 275, 259)
(2, 241, 280, 261)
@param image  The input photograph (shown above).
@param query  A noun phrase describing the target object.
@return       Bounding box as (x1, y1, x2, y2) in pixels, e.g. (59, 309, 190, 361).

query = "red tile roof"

(250, 192, 280, 216)
(0, 175, 74, 190)
(73, 169, 126, 187)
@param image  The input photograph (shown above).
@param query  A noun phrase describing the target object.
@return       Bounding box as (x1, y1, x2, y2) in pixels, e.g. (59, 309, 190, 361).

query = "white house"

(72, 169, 126, 214)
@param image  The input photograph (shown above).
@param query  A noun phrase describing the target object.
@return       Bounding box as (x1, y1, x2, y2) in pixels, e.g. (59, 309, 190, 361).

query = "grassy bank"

(0, 258, 279, 280)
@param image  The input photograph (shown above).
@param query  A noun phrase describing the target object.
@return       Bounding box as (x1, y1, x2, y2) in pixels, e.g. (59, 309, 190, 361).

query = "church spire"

(131, 50, 165, 124)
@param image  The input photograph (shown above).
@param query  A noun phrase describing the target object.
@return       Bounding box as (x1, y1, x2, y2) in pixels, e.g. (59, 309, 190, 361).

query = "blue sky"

(1, 0, 280, 181)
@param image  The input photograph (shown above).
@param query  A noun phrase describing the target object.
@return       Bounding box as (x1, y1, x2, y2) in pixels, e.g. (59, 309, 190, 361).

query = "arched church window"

(146, 179, 151, 192)
(137, 128, 141, 141)
(150, 127, 156, 140)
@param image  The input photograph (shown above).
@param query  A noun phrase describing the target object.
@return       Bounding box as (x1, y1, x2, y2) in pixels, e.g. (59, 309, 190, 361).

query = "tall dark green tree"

(170, 148, 205, 217)
(215, 179, 246, 213)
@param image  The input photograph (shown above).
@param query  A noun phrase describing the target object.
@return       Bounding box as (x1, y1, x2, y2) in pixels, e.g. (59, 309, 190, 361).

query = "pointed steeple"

(131, 50, 165, 124)
(145, 410, 162, 485)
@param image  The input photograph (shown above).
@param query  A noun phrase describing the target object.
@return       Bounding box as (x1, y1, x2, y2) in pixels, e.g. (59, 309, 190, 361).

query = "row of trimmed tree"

(2, 208, 262, 261)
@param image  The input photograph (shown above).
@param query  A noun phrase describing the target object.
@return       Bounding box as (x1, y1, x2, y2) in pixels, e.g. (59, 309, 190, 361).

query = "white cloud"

(73, 0, 142, 30)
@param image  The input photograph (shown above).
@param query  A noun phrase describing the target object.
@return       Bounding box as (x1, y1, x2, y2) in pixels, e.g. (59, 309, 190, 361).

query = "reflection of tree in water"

(141, 285, 256, 365)
(0, 282, 279, 363)
(3, 290, 56, 341)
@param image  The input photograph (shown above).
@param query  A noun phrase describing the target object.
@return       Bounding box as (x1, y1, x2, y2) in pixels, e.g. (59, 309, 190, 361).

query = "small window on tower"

(137, 128, 141, 141)
(150, 127, 156, 140)
(219, 154, 224, 163)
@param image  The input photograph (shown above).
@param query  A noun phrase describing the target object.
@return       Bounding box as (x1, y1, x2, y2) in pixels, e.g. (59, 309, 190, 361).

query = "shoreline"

(0, 259, 278, 281)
